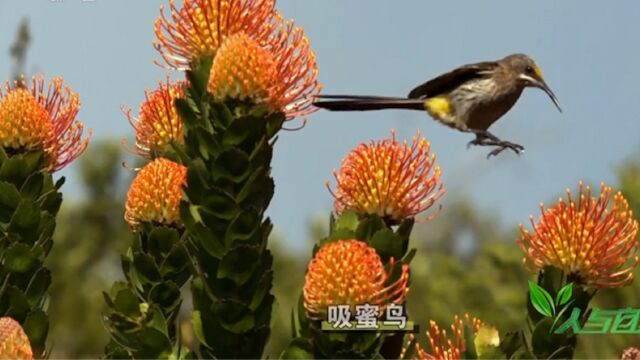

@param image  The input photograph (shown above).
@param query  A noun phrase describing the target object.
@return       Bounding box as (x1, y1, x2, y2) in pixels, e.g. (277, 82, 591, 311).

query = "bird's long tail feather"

(313, 95, 425, 111)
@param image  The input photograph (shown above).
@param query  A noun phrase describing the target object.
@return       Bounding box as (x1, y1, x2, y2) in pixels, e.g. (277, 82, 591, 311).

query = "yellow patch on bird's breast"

(424, 97, 452, 119)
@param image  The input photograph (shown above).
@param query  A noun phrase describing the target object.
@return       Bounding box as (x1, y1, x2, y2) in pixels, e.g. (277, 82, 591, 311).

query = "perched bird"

(314, 54, 562, 157)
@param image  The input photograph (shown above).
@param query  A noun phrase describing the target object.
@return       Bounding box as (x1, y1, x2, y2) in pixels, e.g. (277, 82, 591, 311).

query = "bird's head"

(503, 53, 562, 112)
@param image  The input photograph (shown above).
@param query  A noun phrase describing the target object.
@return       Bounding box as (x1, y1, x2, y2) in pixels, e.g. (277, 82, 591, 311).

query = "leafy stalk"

(177, 56, 282, 359)
(0, 149, 64, 357)
(103, 224, 191, 359)
(283, 211, 414, 359)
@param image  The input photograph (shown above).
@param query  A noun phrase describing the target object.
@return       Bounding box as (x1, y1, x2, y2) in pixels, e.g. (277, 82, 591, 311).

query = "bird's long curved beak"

(520, 73, 562, 113)
(536, 80, 562, 113)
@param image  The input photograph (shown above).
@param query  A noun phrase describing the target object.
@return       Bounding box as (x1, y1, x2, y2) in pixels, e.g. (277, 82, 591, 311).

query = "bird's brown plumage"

(313, 53, 561, 157)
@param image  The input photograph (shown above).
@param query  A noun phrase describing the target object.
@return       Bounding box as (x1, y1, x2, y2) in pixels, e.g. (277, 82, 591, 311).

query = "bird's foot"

(485, 140, 525, 158)
(466, 135, 524, 157)
(467, 138, 483, 149)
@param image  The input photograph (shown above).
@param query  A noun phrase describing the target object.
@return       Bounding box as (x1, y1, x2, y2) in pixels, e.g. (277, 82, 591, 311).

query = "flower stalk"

(0, 75, 89, 357)
(103, 159, 191, 359)
(283, 130, 444, 359)
(175, 55, 284, 358)
(502, 182, 640, 359)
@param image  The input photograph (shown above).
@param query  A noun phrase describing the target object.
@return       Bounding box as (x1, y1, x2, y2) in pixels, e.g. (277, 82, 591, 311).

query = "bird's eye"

(525, 66, 534, 74)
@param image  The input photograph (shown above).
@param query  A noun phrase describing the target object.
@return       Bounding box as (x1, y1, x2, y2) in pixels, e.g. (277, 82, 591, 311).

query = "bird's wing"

(407, 61, 499, 99)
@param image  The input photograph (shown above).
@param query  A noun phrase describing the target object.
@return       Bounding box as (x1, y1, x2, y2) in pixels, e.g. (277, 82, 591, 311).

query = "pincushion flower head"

(518, 181, 639, 288)
(125, 158, 187, 228)
(0, 75, 90, 171)
(123, 77, 185, 158)
(303, 239, 409, 319)
(328, 130, 445, 224)
(207, 16, 321, 119)
(403, 314, 497, 360)
(154, 0, 278, 70)
(0, 317, 33, 360)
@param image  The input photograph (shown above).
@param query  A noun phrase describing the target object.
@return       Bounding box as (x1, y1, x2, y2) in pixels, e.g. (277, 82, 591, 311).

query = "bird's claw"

(486, 141, 525, 159)
(467, 139, 482, 149)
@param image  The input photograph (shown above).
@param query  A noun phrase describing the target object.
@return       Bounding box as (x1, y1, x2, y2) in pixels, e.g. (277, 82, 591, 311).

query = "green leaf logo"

(555, 282, 573, 306)
(528, 280, 555, 317)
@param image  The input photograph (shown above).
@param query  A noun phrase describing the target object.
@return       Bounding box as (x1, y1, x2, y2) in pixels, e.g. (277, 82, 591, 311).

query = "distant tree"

(10, 17, 31, 81)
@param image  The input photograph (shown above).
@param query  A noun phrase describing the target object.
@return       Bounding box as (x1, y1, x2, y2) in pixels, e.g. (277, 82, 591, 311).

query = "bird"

(313, 53, 562, 158)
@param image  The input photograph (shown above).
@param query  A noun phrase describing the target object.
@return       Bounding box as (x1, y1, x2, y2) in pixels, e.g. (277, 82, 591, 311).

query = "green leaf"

(186, 55, 213, 98)
(217, 244, 259, 285)
(225, 210, 260, 246)
(461, 324, 478, 359)
(0, 182, 20, 222)
(325, 229, 356, 243)
(23, 309, 48, 350)
(25, 268, 51, 307)
(248, 269, 273, 311)
(531, 317, 575, 359)
(402, 248, 417, 264)
(6, 286, 31, 319)
(355, 215, 386, 241)
(3, 243, 36, 273)
(369, 229, 403, 262)
(135, 327, 173, 359)
(19, 173, 44, 201)
(334, 211, 359, 231)
(212, 149, 251, 183)
(114, 288, 141, 317)
(280, 338, 314, 359)
(7, 200, 41, 244)
(236, 168, 274, 209)
(212, 299, 255, 334)
(540, 266, 564, 294)
(528, 280, 555, 317)
(222, 115, 262, 148)
(0, 152, 44, 187)
(132, 253, 162, 284)
(189, 223, 225, 259)
(148, 282, 181, 311)
(191, 310, 208, 347)
(264, 112, 285, 139)
(200, 187, 241, 220)
(499, 330, 531, 359)
(147, 226, 180, 258)
(556, 282, 573, 306)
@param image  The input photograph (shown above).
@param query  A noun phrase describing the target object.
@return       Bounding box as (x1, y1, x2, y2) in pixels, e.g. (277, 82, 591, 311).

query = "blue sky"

(1, 1, 639, 252)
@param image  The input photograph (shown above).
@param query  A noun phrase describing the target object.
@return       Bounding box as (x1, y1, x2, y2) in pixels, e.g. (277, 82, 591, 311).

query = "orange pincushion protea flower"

(0, 317, 33, 360)
(0, 75, 90, 171)
(123, 77, 185, 158)
(154, 0, 277, 70)
(403, 315, 495, 360)
(208, 16, 321, 119)
(208, 33, 278, 107)
(328, 130, 445, 224)
(262, 15, 321, 119)
(303, 239, 409, 318)
(518, 181, 639, 287)
(125, 158, 187, 228)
